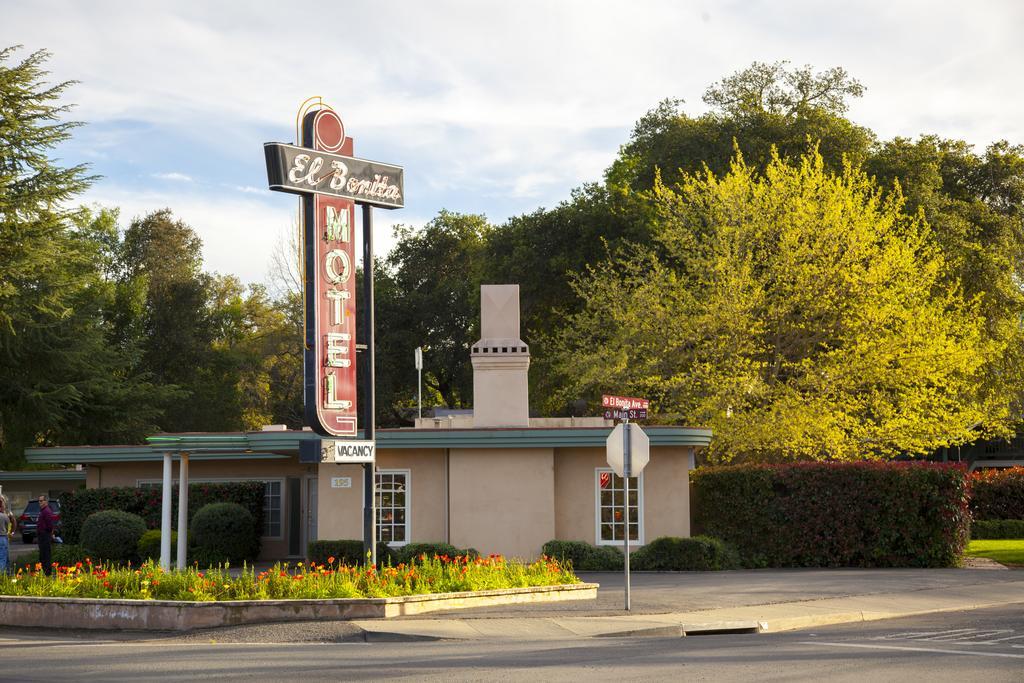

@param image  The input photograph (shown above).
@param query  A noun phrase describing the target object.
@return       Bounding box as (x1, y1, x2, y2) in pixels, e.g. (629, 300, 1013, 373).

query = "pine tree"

(0, 46, 172, 466)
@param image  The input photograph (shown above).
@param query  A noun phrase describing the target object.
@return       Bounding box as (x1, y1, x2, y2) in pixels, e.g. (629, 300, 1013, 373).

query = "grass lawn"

(965, 540, 1024, 567)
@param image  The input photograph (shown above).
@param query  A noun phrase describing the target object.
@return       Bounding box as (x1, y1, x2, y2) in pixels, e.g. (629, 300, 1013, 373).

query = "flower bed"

(0, 554, 579, 601)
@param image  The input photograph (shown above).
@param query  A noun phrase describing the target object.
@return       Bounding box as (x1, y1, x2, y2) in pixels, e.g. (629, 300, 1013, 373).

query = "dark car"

(18, 500, 61, 544)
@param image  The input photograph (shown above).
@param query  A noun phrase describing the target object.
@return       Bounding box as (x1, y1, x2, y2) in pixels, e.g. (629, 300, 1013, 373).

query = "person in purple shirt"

(36, 495, 57, 576)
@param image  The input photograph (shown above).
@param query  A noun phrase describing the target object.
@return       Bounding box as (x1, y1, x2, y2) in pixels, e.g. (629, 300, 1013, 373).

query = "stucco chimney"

(471, 285, 530, 427)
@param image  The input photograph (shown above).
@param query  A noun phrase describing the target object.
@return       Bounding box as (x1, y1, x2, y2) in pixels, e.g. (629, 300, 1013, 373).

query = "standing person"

(0, 497, 14, 573)
(36, 495, 57, 577)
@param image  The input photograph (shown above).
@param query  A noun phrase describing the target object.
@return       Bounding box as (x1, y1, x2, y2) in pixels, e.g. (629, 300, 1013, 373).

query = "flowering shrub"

(0, 554, 579, 601)
(970, 467, 1024, 520)
(691, 462, 970, 568)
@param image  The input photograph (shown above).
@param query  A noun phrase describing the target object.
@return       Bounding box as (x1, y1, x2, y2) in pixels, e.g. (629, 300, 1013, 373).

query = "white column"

(176, 453, 189, 570)
(160, 452, 173, 570)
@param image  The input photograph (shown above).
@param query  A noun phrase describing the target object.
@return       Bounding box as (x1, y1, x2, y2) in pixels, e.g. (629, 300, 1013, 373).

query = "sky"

(3, 0, 1022, 285)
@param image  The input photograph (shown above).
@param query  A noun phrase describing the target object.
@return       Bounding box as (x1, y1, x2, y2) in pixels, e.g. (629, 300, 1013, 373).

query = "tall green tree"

(488, 62, 876, 415)
(116, 209, 217, 432)
(546, 149, 995, 462)
(374, 211, 492, 423)
(0, 47, 171, 465)
(866, 137, 1024, 434)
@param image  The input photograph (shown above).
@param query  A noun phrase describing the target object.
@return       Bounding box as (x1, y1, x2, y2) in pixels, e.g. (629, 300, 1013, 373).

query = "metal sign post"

(606, 404, 650, 613)
(415, 347, 423, 420)
(622, 419, 632, 611)
(362, 204, 377, 566)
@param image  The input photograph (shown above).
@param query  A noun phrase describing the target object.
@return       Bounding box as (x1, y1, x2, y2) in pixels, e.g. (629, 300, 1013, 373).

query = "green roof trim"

(0, 470, 87, 481)
(26, 426, 711, 464)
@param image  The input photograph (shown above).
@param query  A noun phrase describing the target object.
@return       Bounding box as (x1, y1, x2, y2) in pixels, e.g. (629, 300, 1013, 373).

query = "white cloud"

(231, 185, 267, 195)
(5, 0, 1024, 283)
(152, 172, 193, 182)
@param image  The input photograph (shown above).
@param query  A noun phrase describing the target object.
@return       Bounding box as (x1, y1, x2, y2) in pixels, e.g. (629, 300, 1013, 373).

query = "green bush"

(630, 536, 740, 571)
(691, 462, 970, 568)
(970, 467, 1024, 520)
(189, 503, 258, 564)
(137, 529, 178, 562)
(59, 482, 264, 546)
(307, 540, 394, 566)
(13, 543, 90, 573)
(80, 511, 148, 564)
(542, 540, 624, 571)
(392, 542, 479, 565)
(970, 519, 1024, 540)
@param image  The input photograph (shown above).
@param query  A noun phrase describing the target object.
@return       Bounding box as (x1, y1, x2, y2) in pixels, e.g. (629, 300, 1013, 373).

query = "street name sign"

(602, 394, 650, 420)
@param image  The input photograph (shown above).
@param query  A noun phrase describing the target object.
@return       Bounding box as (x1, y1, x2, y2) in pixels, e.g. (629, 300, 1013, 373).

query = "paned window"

(595, 469, 642, 545)
(263, 480, 282, 538)
(375, 470, 409, 545)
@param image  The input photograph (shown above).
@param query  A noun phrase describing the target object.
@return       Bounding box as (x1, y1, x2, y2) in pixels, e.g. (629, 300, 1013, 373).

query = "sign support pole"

(623, 419, 631, 611)
(362, 204, 377, 567)
(415, 347, 423, 420)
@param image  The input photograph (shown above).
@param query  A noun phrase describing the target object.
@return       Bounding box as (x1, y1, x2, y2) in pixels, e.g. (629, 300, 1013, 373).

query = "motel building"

(22, 286, 711, 561)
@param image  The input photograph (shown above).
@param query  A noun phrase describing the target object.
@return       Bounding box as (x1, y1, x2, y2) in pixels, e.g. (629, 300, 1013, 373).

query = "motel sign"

(264, 104, 403, 437)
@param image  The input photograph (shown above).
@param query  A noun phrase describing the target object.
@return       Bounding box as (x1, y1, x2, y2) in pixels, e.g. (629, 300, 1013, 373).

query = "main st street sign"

(264, 103, 403, 437)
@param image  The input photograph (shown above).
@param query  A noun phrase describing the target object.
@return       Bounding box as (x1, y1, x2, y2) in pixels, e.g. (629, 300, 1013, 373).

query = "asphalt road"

(0, 605, 1021, 681)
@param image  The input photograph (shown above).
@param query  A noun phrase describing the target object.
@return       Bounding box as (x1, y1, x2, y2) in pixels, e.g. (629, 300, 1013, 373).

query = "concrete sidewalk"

(352, 565, 1024, 641)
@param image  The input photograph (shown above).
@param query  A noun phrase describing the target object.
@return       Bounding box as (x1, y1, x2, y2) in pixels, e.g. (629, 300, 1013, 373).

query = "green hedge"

(306, 540, 479, 567)
(630, 536, 741, 571)
(81, 510, 147, 564)
(542, 540, 623, 571)
(58, 482, 264, 550)
(970, 467, 1024, 520)
(970, 519, 1024, 539)
(691, 462, 969, 568)
(137, 529, 177, 562)
(391, 542, 479, 565)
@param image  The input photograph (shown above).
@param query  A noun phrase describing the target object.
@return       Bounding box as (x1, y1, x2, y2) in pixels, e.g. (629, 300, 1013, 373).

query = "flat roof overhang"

(26, 426, 712, 465)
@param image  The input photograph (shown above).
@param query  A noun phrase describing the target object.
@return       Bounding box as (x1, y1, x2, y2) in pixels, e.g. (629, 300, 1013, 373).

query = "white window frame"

(136, 477, 285, 540)
(367, 469, 411, 547)
(594, 468, 644, 547)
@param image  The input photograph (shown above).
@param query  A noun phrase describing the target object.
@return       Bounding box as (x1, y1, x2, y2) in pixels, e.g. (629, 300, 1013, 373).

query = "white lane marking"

(980, 634, 1024, 644)
(802, 641, 1024, 660)
(873, 628, 1023, 645)
(871, 629, 975, 640)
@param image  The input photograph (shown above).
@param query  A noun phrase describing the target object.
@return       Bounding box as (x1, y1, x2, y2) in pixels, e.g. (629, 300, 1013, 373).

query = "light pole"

(415, 347, 423, 420)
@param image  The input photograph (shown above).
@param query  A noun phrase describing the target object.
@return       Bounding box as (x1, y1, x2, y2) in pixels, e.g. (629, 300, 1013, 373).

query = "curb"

(0, 582, 599, 632)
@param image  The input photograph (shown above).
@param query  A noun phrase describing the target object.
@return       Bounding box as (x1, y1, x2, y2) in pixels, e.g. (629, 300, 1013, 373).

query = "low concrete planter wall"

(0, 582, 598, 631)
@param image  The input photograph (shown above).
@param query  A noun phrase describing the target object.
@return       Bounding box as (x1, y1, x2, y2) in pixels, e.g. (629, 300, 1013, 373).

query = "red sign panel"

(602, 395, 650, 410)
(308, 110, 357, 436)
(312, 193, 358, 436)
(602, 394, 650, 421)
(600, 472, 611, 489)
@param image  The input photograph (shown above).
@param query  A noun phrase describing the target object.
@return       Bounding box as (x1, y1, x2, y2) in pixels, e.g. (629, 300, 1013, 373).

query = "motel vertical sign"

(264, 104, 404, 436)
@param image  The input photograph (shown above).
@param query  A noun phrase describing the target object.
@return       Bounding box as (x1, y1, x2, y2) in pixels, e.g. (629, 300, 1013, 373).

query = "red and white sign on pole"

(602, 394, 650, 421)
(308, 110, 358, 436)
(265, 103, 404, 437)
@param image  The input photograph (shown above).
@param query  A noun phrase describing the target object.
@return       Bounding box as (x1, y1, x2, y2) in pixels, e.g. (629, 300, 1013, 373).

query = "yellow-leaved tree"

(547, 147, 1001, 462)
